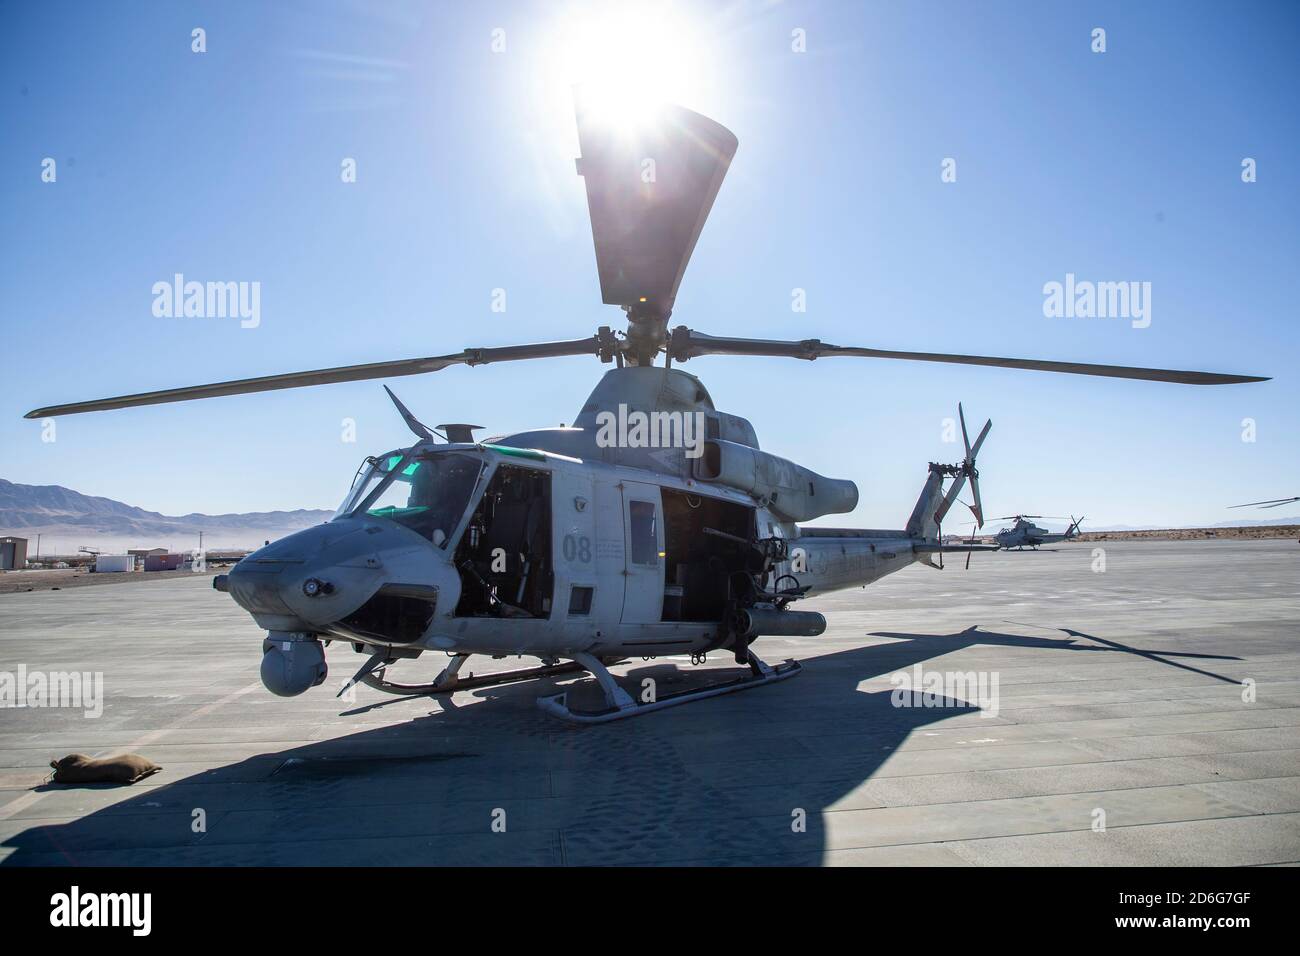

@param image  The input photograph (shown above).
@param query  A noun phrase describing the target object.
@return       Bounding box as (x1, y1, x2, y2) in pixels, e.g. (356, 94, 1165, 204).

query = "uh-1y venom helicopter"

(993, 515, 1085, 550)
(25, 98, 1268, 722)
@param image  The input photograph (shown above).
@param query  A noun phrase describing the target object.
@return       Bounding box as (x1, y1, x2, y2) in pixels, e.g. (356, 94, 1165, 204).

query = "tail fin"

(906, 403, 992, 541)
(906, 467, 947, 540)
(1066, 515, 1084, 538)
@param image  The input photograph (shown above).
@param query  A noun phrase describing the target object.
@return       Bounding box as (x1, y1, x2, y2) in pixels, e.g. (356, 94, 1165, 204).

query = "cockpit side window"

(628, 501, 659, 566)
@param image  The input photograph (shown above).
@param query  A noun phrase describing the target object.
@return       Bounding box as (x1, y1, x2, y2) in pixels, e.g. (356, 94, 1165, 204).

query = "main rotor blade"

(25, 336, 603, 418)
(1229, 497, 1299, 509)
(668, 329, 1268, 385)
(576, 95, 738, 316)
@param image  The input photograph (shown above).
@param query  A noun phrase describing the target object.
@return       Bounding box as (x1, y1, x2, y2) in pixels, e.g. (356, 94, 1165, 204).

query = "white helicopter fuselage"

(223, 366, 955, 700)
(227, 441, 919, 658)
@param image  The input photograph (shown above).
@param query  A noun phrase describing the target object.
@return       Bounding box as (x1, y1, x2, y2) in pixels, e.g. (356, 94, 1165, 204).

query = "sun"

(540, 1, 716, 127)
(515, 1, 730, 232)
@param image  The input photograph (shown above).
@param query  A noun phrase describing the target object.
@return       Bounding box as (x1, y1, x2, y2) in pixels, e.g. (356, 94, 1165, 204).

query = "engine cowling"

(693, 439, 858, 522)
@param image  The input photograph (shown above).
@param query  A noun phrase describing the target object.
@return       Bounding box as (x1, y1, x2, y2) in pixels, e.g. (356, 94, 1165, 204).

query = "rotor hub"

(623, 307, 671, 366)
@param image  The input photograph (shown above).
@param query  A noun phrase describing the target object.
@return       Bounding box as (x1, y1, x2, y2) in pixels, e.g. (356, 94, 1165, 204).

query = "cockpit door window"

(337, 451, 484, 548)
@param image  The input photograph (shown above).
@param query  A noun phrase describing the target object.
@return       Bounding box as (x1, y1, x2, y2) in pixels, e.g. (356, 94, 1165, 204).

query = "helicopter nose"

(225, 518, 459, 698)
(224, 520, 367, 629)
(224, 517, 451, 634)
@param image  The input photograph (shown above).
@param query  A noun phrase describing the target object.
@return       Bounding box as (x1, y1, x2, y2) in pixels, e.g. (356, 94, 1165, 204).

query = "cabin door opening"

(660, 489, 755, 622)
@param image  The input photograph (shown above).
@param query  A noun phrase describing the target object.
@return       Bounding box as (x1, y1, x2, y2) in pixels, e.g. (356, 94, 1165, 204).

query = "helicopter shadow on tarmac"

(0, 627, 1241, 866)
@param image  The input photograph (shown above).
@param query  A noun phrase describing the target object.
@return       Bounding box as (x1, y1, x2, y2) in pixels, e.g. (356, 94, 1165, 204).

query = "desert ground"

(1, 538, 1297, 866)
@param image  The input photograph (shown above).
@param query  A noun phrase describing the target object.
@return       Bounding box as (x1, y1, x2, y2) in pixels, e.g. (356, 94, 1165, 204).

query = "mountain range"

(0, 478, 332, 553)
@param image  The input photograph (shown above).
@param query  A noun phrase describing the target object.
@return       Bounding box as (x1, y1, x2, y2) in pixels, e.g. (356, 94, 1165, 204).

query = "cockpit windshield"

(335, 450, 485, 548)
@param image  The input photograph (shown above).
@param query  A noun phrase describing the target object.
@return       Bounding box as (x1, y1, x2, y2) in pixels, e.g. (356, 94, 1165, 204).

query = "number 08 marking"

(563, 534, 592, 563)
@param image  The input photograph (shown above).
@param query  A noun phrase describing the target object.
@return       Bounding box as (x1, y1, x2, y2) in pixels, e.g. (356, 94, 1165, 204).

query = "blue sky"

(1, 0, 1296, 530)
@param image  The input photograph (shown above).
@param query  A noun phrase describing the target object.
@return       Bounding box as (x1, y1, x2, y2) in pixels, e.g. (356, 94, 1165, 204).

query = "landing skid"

(537, 650, 802, 723)
(358, 653, 586, 696)
(345, 649, 801, 722)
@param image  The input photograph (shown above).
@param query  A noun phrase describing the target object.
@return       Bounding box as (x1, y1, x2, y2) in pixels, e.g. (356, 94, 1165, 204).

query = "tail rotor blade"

(967, 417, 990, 528)
(969, 418, 992, 460)
(970, 470, 985, 530)
(959, 402, 972, 461)
(935, 474, 967, 526)
(937, 406, 991, 529)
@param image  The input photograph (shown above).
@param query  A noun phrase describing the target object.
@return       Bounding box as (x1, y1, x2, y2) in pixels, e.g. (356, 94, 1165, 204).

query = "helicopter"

(24, 98, 1267, 722)
(992, 515, 1085, 550)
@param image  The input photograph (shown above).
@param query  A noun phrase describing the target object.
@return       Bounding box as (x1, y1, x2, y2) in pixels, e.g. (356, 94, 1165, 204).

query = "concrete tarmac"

(1, 539, 1297, 866)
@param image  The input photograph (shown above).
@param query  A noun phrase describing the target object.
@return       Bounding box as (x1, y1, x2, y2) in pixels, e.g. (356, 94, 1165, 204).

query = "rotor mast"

(622, 306, 670, 366)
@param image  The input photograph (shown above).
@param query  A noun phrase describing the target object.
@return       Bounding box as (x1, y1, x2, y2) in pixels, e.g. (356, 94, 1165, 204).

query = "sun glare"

(541, 1, 716, 129)
(518, 1, 729, 234)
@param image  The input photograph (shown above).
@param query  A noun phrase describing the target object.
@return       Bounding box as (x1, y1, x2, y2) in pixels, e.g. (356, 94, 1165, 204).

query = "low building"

(128, 547, 170, 570)
(94, 554, 134, 573)
(143, 552, 185, 571)
(0, 537, 28, 571)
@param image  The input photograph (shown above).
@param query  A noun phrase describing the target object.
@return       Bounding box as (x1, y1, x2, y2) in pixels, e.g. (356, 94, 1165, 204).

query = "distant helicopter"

(24, 97, 1266, 722)
(992, 515, 1085, 550)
